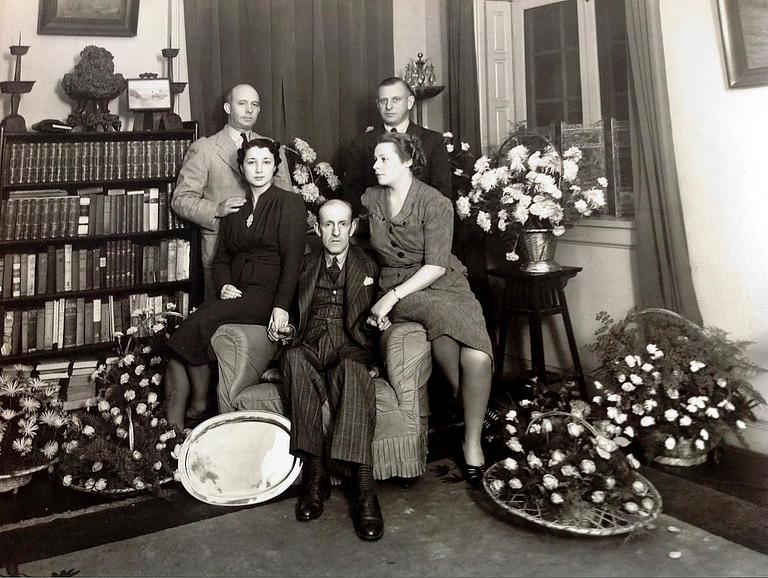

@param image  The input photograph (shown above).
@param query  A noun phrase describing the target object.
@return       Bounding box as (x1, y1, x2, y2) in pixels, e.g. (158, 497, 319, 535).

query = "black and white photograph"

(0, 0, 766, 577)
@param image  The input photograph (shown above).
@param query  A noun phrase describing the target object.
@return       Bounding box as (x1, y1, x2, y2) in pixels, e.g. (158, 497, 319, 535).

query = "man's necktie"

(327, 257, 341, 283)
(240, 131, 249, 146)
(390, 128, 398, 133)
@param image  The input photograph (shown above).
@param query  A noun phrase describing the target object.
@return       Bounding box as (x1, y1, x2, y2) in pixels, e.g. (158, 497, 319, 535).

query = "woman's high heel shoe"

(455, 450, 486, 489)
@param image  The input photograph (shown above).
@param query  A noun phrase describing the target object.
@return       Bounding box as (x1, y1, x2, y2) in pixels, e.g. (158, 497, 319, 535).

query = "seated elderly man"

(278, 199, 386, 541)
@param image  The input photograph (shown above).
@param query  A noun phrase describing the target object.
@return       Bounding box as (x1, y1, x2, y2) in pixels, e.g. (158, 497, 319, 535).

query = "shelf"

(0, 280, 191, 308)
(1, 177, 177, 190)
(0, 227, 193, 249)
(0, 129, 196, 143)
(0, 341, 116, 365)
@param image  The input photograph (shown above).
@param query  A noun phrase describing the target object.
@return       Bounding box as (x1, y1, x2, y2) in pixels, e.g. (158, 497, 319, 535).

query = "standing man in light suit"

(171, 83, 292, 300)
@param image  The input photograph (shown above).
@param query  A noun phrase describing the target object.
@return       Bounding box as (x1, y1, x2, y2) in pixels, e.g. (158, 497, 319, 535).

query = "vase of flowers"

(58, 303, 184, 494)
(0, 365, 68, 492)
(483, 380, 661, 536)
(456, 130, 608, 272)
(589, 308, 766, 466)
(284, 138, 341, 229)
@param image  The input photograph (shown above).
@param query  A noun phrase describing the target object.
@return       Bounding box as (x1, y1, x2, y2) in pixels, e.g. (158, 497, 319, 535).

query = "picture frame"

(717, 0, 768, 88)
(127, 78, 173, 111)
(38, 0, 140, 37)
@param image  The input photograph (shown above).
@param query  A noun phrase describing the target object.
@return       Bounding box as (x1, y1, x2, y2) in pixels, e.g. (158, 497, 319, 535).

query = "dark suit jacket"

(293, 245, 379, 355)
(341, 123, 452, 217)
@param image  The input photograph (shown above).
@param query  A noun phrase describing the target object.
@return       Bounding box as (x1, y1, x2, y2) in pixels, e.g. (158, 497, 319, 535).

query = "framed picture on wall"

(717, 0, 768, 88)
(38, 0, 140, 37)
(127, 78, 172, 111)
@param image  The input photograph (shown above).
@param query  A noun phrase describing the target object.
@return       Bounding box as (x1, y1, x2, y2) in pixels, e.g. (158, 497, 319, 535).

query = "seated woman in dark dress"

(165, 138, 307, 430)
(363, 132, 493, 487)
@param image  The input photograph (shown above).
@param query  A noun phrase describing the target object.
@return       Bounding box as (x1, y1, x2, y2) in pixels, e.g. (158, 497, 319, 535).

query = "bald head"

(315, 200, 356, 256)
(224, 84, 260, 131)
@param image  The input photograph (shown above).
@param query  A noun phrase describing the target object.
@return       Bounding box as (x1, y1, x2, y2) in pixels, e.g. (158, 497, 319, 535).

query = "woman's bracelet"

(392, 287, 402, 301)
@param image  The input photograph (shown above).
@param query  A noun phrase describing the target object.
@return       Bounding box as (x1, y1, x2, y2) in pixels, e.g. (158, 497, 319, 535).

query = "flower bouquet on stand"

(285, 138, 341, 229)
(456, 130, 607, 272)
(0, 365, 69, 492)
(483, 380, 661, 536)
(589, 308, 766, 466)
(58, 304, 185, 494)
(443, 132, 475, 199)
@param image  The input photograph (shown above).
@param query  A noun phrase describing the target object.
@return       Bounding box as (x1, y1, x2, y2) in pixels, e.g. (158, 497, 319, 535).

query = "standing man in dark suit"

(171, 83, 292, 300)
(279, 199, 386, 541)
(341, 77, 452, 217)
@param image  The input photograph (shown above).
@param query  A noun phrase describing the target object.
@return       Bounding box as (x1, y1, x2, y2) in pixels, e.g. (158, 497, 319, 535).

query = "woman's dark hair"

(376, 132, 426, 177)
(237, 137, 282, 176)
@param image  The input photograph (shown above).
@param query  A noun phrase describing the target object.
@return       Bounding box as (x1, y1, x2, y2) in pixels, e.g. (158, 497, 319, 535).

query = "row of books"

(0, 238, 191, 299)
(1, 183, 187, 241)
(0, 291, 190, 357)
(1, 360, 99, 410)
(2, 138, 193, 185)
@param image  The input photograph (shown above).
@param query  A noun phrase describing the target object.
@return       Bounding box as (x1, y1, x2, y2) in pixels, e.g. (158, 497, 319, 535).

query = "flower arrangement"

(443, 131, 475, 199)
(484, 380, 659, 533)
(58, 304, 184, 493)
(589, 308, 766, 461)
(455, 130, 608, 261)
(285, 138, 341, 228)
(0, 365, 68, 475)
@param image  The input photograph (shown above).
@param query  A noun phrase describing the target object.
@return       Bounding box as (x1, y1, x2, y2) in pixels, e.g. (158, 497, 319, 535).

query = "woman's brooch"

(246, 214, 254, 228)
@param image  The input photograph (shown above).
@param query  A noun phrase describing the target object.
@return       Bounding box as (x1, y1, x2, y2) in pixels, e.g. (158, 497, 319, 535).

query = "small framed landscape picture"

(127, 78, 172, 111)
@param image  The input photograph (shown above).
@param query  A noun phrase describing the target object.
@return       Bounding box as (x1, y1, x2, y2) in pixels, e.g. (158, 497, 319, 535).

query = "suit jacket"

(341, 122, 452, 217)
(171, 127, 292, 268)
(294, 245, 379, 355)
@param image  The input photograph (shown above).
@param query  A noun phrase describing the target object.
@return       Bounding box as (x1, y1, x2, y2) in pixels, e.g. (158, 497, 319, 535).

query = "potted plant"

(589, 308, 766, 466)
(0, 365, 68, 493)
(58, 303, 184, 494)
(483, 380, 660, 536)
(456, 127, 607, 272)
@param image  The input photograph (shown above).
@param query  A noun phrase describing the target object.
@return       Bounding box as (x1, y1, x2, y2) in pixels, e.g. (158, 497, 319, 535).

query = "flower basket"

(66, 474, 173, 497)
(484, 409, 661, 536)
(590, 308, 766, 463)
(0, 460, 56, 494)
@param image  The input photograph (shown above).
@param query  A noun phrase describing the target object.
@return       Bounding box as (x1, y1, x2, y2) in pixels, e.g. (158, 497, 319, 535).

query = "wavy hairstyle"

(237, 136, 282, 176)
(376, 132, 426, 178)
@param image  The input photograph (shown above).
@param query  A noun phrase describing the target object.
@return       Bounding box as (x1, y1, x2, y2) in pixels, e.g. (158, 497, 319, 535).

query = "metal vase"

(519, 229, 562, 273)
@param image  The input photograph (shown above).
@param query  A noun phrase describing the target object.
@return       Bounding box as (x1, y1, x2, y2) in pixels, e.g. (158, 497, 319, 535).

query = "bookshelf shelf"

(0, 124, 201, 368)
(0, 279, 192, 307)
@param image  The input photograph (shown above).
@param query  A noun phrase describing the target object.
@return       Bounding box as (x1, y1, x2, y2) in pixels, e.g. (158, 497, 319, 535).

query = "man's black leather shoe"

(296, 460, 330, 521)
(353, 493, 384, 541)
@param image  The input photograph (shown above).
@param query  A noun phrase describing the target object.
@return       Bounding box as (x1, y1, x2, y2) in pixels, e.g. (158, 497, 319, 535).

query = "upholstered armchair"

(210, 321, 432, 480)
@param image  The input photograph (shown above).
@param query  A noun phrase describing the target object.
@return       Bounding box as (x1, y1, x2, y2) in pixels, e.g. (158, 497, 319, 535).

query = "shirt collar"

(383, 119, 410, 134)
(226, 124, 254, 147)
(324, 248, 348, 270)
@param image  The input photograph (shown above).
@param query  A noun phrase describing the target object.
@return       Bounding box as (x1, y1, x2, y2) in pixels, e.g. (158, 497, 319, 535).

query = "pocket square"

(364, 276, 374, 286)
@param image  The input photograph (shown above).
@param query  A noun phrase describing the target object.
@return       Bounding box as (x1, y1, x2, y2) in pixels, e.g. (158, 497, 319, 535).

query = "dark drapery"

(625, 0, 702, 325)
(183, 0, 393, 167)
(446, 0, 482, 154)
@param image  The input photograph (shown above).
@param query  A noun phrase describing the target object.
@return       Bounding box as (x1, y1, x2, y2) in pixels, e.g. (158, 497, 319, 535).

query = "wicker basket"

(66, 476, 173, 497)
(483, 411, 662, 536)
(651, 436, 713, 467)
(0, 461, 55, 494)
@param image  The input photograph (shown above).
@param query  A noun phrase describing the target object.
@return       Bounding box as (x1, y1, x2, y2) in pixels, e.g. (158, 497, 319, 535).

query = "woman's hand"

(370, 291, 399, 326)
(220, 284, 242, 300)
(267, 307, 291, 342)
(366, 314, 392, 332)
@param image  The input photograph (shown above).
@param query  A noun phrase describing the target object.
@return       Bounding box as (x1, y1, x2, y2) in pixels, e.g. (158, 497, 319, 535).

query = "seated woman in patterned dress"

(165, 138, 307, 431)
(363, 132, 493, 487)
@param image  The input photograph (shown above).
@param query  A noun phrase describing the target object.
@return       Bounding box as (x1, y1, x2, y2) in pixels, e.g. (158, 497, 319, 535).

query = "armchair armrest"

(211, 324, 277, 413)
(379, 322, 431, 411)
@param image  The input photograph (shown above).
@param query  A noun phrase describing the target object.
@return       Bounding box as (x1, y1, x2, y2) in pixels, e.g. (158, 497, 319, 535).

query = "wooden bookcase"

(0, 125, 201, 365)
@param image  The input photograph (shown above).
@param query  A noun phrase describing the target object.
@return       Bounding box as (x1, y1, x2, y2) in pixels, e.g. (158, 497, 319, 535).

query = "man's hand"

(220, 284, 242, 299)
(216, 197, 247, 218)
(267, 307, 291, 342)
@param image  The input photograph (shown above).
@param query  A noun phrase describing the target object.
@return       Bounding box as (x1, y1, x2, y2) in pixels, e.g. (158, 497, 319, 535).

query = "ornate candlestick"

(161, 47, 186, 130)
(1, 41, 36, 132)
(403, 53, 444, 127)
